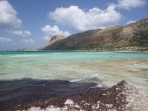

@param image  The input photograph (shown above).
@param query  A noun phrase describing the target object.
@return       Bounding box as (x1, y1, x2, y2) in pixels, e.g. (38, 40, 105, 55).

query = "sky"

(0, 0, 147, 51)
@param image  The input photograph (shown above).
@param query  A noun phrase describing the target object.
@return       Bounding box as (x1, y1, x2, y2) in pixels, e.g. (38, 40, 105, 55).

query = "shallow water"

(0, 51, 148, 87)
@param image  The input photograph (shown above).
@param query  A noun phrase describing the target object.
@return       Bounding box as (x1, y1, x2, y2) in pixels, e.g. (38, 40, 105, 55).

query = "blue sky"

(0, 0, 147, 51)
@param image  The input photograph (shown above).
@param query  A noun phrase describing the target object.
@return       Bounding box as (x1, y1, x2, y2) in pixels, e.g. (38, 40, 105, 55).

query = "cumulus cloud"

(0, 37, 12, 42)
(0, 0, 22, 29)
(118, 0, 147, 9)
(48, 5, 122, 32)
(21, 39, 35, 44)
(126, 20, 136, 24)
(42, 36, 51, 41)
(41, 25, 70, 40)
(11, 30, 32, 37)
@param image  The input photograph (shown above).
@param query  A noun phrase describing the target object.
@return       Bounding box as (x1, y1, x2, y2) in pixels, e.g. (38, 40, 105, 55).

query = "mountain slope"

(41, 18, 148, 51)
(41, 35, 65, 50)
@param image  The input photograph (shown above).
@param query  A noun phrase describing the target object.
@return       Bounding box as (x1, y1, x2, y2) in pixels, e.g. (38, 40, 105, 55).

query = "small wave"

(89, 74, 99, 78)
(7, 66, 13, 68)
(83, 74, 99, 80)
(70, 74, 100, 83)
(10, 55, 44, 58)
(133, 64, 148, 69)
(96, 84, 103, 87)
(70, 79, 81, 82)
(53, 53, 62, 55)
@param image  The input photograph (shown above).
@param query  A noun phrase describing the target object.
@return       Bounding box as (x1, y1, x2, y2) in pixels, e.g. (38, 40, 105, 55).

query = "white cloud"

(21, 39, 35, 44)
(42, 36, 51, 41)
(11, 30, 32, 37)
(126, 20, 136, 24)
(41, 25, 70, 40)
(118, 0, 147, 9)
(0, 0, 22, 29)
(48, 5, 122, 32)
(0, 37, 12, 42)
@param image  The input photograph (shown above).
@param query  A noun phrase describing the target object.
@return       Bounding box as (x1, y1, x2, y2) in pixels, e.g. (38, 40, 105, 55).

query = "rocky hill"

(41, 18, 148, 51)
(40, 35, 65, 50)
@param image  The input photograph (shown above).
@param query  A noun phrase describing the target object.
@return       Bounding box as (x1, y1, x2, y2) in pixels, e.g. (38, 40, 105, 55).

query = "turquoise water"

(0, 51, 148, 87)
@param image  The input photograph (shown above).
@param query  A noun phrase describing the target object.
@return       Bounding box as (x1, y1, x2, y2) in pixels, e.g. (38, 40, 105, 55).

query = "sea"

(0, 51, 148, 88)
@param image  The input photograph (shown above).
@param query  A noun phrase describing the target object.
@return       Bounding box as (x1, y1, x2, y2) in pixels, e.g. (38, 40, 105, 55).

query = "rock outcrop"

(40, 18, 148, 51)
(0, 79, 148, 111)
(41, 35, 65, 50)
(27, 80, 148, 111)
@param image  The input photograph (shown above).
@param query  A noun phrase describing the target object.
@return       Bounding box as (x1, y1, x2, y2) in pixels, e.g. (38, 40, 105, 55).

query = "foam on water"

(69, 74, 99, 82)
(69, 79, 82, 82)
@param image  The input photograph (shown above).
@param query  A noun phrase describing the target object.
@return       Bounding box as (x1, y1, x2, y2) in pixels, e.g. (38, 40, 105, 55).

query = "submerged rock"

(0, 79, 97, 111)
(0, 79, 147, 111)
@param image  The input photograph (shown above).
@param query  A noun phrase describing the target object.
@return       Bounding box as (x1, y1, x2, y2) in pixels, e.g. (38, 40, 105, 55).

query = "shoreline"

(0, 50, 148, 53)
(0, 46, 148, 52)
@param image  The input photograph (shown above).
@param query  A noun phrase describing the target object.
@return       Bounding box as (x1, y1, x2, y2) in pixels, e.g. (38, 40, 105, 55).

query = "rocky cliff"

(41, 18, 148, 51)
(39, 35, 65, 50)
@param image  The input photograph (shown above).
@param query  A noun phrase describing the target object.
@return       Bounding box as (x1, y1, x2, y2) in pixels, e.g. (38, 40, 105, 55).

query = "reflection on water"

(0, 51, 148, 88)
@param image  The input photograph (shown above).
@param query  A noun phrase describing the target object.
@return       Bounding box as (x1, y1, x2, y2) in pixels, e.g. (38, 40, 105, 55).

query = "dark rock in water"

(0, 79, 148, 111)
(0, 78, 97, 111)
